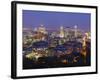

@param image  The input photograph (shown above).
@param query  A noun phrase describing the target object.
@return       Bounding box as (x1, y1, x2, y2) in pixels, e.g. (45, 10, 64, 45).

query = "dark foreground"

(23, 54, 90, 69)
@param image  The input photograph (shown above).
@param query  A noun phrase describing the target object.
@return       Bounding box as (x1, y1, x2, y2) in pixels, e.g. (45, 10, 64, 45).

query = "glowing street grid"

(23, 10, 91, 69)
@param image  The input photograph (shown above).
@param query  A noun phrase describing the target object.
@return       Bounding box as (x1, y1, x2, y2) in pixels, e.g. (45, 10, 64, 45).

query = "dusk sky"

(23, 10, 91, 32)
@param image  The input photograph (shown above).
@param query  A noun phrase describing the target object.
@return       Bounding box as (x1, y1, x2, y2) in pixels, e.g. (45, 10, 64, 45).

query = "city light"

(23, 24, 91, 69)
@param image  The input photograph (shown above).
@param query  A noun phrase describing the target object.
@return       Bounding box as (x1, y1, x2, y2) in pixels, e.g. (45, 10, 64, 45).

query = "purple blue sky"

(23, 10, 91, 32)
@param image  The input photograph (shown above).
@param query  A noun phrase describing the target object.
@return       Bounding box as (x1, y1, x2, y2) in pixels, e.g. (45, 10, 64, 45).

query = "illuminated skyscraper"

(38, 24, 47, 34)
(82, 36, 86, 47)
(74, 25, 78, 38)
(59, 26, 64, 38)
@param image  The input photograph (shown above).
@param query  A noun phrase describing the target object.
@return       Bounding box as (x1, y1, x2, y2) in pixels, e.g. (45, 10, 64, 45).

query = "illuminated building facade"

(59, 26, 65, 38)
(38, 24, 47, 34)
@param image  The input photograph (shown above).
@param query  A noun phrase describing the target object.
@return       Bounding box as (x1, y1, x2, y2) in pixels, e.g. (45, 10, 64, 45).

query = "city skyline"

(23, 10, 91, 32)
(23, 10, 91, 69)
